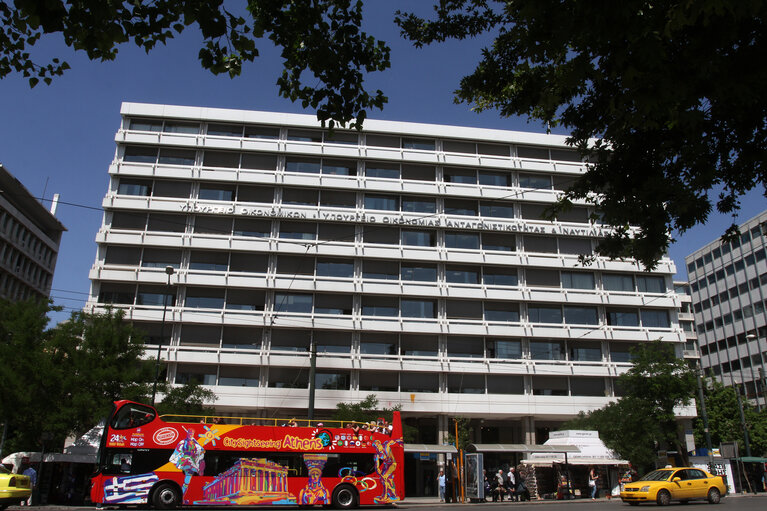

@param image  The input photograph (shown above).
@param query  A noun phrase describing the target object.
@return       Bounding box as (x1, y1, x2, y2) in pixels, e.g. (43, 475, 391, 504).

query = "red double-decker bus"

(90, 401, 404, 509)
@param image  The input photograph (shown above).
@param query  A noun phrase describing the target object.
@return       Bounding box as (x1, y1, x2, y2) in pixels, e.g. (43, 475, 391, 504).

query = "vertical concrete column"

(521, 416, 536, 445)
(438, 414, 449, 468)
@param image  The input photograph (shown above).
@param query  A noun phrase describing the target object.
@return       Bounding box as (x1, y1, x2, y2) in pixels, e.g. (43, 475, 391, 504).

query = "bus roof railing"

(158, 415, 390, 429)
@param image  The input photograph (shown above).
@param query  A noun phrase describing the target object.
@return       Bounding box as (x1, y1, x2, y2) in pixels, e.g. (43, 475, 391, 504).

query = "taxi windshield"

(639, 470, 674, 481)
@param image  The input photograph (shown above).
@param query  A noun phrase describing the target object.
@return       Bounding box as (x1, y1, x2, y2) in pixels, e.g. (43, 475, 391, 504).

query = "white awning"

(404, 444, 458, 453)
(468, 443, 580, 453)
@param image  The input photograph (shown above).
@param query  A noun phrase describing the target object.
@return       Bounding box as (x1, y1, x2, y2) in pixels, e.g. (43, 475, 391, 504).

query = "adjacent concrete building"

(86, 103, 691, 493)
(0, 164, 65, 301)
(685, 210, 767, 408)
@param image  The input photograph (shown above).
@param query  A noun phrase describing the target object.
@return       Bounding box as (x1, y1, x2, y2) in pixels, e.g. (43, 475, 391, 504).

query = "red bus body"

(90, 401, 404, 508)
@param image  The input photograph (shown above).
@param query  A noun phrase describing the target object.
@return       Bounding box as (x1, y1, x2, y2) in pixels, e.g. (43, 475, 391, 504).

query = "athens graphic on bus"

(90, 400, 404, 509)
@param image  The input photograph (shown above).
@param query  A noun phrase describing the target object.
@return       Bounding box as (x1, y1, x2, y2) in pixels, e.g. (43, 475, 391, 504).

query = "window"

(233, 218, 270, 237)
(185, 288, 225, 309)
(325, 131, 358, 145)
(274, 293, 313, 313)
(570, 342, 602, 362)
(561, 271, 595, 289)
(203, 150, 240, 168)
(287, 129, 322, 142)
(487, 375, 524, 394)
(484, 302, 520, 322)
(320, 190, 356, 208)
(314, 294, 352, 315)
(364, 226, 399, 244)
(141, 248, 182, 269)
(400, 334, 438, 357)
(528, 304, 562, 323)
(399, 229, 433, 246)
(219, 366, 259, 387)
(322, 159, 356, 176)
(606, 308, 639, 327)
(316, 372, 350, 390)
(241, 153, 278, 170)
(443, 140, 476, 154)
(482, 232, 516, 252)
(558, 237, 592, 255)
(199, 183, 235, 201)
(402, 196, 436, 213)
(445, 299, 483, 319)
(359, 372, 398, 391)
(158, 148, 195, 165)
(402, 137, 435, 151)
(445, 231, 480, 249)
(282, 188, 318, 206)
(520, 203, 548, 220)
(194, 216, 232, 235)
(480, 201, 515, 218)
(366, 161, 400, 179)
(285, 157, 321, 173)
(222, 326, 262, 350)
(189, 250, 228, 271)
(527, 269, 560, 287)
(163, 122, 199, 134)
(269, 367, 308, 388)
(518, 173, 551, 189)
(400, 299, 436, 318)
(524, 235, 557, 253)
(359, 333, 397, 355)
(637, 275, 666, 293)
(532, 376, 568, 396)
(361, 295, 399, 316)
(207, 123, 243, 137)
(129, 119, 163, 132)
(277, 255, 315, 276)
(318, 223, 355, 242)
(226, 289, 265, 311)
(478, 171, 511, 187)
(571, 377, 605, 396)
(446, 336, 484, 358)
(487, 339, 522, 359)
(316, 259, 354, 278)
(641, 309, 670, 328)
(483, 267, 518, 286)
(105, 246, 141, 265)
(365, 194, 399, 211)
(363, 259, 398, 280)
(401, 164, 435, 181)
(444, 167, 476, 184)
(279, 221, 316, 240)
(564, 306, 598, 325)
(176, 365, 217, 386)
(444, 198, 478, 216)
(400, 372, 439, 393)
(147, 213, 186, 232)
(603, 273, 634, 292)
(118, 179, 152, 196)
(448, 374, 485, 394)
(401, 264, 438, 281)
(445, 265, 479, 284)
(124, 146, 158, 163)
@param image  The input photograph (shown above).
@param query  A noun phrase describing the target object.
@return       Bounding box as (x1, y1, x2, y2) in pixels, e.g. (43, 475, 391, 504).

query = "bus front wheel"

(332, 484, 358, 509)
(152, 482, 181, 509)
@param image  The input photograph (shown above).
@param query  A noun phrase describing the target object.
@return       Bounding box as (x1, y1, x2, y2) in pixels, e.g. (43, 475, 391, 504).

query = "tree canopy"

(694, 378, 767, 457)
(562, 340, 697, 472)
(3, 1, 766, 267)
(0, 300, 215, 454)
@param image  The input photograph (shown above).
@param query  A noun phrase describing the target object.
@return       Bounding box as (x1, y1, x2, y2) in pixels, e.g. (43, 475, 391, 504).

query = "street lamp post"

(151, 266, 175, 407)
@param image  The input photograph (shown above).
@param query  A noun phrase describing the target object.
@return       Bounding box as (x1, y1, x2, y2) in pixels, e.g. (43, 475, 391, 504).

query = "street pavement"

(5, 492, 767, 510)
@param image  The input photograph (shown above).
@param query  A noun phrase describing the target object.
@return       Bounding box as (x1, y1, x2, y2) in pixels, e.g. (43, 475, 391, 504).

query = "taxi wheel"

(628, 502, 639, 506)
(656, 489, 671, 506)
(707, 488, 721, 504)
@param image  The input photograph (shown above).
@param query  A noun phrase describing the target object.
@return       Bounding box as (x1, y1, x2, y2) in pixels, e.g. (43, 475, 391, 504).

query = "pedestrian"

(494, 469, 505, 502)
(438, 468, 446, 502)
(589, 466, 599, 500)
(506, 466, 517, 501)
(516, 469, 529, 501)
(21, 463, 37, 506)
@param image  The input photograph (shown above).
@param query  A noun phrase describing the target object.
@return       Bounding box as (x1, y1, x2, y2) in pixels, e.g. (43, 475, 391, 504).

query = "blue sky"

(1, 2, 764, 324)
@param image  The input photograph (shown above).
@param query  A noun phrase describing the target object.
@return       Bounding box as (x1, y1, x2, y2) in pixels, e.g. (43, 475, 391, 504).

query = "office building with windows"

(86, 103, 690, 492)
(0, 163, 65, 301)
(685, 210, 767, 408)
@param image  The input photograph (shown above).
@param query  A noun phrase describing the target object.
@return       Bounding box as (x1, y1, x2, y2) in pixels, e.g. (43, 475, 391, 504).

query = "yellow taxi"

(0, 465, 32, 509)
(620, 467, 726, 506)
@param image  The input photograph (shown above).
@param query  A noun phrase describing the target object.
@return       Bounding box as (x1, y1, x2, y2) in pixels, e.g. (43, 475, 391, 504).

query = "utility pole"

(696, 364, 713, 464)
(735, 384, 752, 458)
(151, 266, 175, 407)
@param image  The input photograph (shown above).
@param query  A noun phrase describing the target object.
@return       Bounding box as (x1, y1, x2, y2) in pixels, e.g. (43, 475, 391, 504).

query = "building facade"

(685, 210, 767, 408)
(0, 164, 65, 301)
(86, 103, 691, 492)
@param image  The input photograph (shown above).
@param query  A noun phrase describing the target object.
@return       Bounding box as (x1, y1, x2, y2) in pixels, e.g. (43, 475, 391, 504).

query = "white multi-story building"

(87, 103, 690, 494)
(0, 163, 65, 301)
(685, 211, 767, 408)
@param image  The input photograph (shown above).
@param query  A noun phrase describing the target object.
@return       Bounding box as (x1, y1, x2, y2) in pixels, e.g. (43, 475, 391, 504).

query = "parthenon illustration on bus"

(197, 458, 296, 505)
